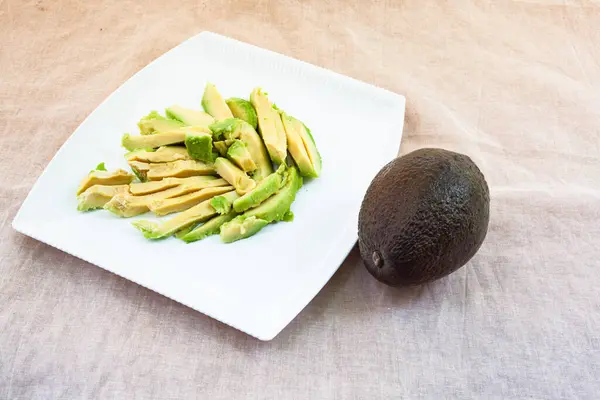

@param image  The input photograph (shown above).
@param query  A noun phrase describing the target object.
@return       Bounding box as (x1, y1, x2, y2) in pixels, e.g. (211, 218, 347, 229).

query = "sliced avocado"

(129, 176, 226, 196)
(209, 118, 239, 141)
(92, 162, 107, 172)
(214, 141, 230, 157)
(244, 166, 302, 222)
(202, 83, 233, 121)
(146, 160, 214, 181)
(220, 216, 269, 243)
(227, 140, 257, 173)
(282, 210, 294, 222)
(77, 184, 129, 211)
(237, 120, 273, 182)
(126, 146, 190, 163)
(132, 190, 239, 239)
(280, 112, 320, 178)
(232, 164, 286, 213)
(148, 185, 233, 216)
(137, 111, 185, 135)
(296, 119, 322, 177)
(166, 105, 214, 127)
(184, 130, 213, 163)
(76, 169, 134, 196)
(250, 88, 287, 164)
(210, 194, 234, 215)
(225, 98, 258, 129)
(128, 161, 151, 182)
(122, 131, 186, 151)
(105, 178, 219, 218)
(214, 157, 256, 195)
(182, 211, 237, 243)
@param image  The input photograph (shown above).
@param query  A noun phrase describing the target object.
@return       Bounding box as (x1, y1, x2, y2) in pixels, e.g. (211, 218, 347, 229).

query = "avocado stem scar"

(372, 251, 383, 268)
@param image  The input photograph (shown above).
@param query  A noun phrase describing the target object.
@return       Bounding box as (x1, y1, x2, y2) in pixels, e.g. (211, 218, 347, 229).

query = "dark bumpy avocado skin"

(358, 148, 490, 287)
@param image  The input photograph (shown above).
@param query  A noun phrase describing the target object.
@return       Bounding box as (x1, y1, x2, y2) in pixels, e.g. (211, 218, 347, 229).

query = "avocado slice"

(213, 141, 229, 157)
(76, 169, 134, 195)
(202, 83, 233, 121)
(126, 146, 190, 163)
(166, 105, 214, 127)
(225, 98, 258, 129)
(232, 164, 286, 213)
(181, 211, 237, 243)
(214, 157, 256, 195)
(137, 111, 185, 135)
(210, 194, 234, 215)
(280, 112, 321, 178)
(237, 120, 273, 182)
(209, 118, 239, 141)
(148, 185, 233, 216)
(105, 178, 220, 218)
(129, 176, 227, 196)
(128, 160, 151, 181)
(77, 184, 130, 211)
(243, 165, 302, 222)
(250, 88, 287, 164)
(122, 131, 187, 151)
(227, 140, 257, 173)
(295, 119, 321, 178)
(220, 216, 269, 243)
(146, 160, 214, 181)
(132, 190, 239, 239)
(184, 129, 213, 163)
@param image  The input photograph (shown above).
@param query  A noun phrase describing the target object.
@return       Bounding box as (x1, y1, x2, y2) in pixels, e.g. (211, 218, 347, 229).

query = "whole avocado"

(358, 148, 490, 287)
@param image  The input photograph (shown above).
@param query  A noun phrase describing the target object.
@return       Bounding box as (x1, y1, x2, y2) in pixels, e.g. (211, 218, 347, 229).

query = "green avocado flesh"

(220, 216, 269, 243)
(202, 83, 233, 121)
(226, 98, 258, 129)
(182, 212, 237, 243)
(77, 83, 323, 245)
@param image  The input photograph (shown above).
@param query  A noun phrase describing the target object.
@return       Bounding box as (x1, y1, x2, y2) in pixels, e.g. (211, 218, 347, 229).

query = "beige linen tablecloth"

(2, 1, 599, 398)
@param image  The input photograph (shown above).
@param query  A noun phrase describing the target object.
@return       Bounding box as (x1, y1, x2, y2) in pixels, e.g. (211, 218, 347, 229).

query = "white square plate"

(13, 32, 405, 340)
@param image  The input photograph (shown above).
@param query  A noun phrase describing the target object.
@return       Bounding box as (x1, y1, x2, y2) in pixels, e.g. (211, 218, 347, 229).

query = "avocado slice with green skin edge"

(280, 112, 320, 178)
(250, 88, 287, 164)
(243, 166, 302, 223)
(182, 211, 238, 243)
(148, 185, 234, 216)
(166, 105, 214, 127)
(210, 194, 234, 215)
(146, 159, 215, 181)
(105, 179, 221, 218)
(126, 146, 190, 163)
(214, 141, 229, 157)
(225, 98, 258, 129)
(282, 210, 294, 222)
(129, 176, 226, 196)
(232, 164, 286, 213)
(137, 111, 185, 135)
(77, 184, 130, 212)
(76, 169, 134, 196)
(202, 83, 233, 121)
(132, 190, 239, 239)
(128, 161, 151, 182)
(219, 215, 269, 243)
(214, 157, 256, 195)
(227, 140, 257, 172)
(122, 131, 187, 151)
(237, 120, 273, 182)
(184, 130, 214, 163)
